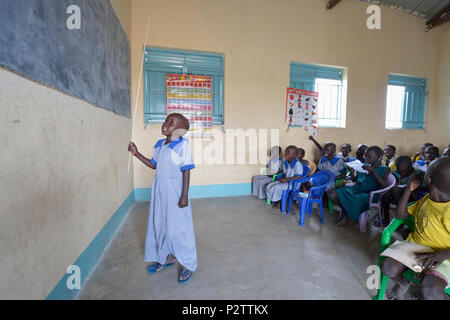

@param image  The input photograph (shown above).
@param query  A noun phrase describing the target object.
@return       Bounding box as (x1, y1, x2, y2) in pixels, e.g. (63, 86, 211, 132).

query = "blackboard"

(0, 0, 130, 118)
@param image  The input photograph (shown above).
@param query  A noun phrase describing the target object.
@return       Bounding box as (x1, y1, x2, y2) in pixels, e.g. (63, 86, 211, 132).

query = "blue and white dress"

(265, 158, 303, 202)
(144, 137, 198, 272)
(318, 155, 346, 190)
(252, 157, 283, 199)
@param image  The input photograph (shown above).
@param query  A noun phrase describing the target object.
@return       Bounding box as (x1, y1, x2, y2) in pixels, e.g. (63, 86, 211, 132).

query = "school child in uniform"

(383, 144, 397, 171)
(296, 147, 310, 167)
(128, 113, 197, 284)
(266, 146, 304, 206)
(412, 142, 434, 162)
(331, 146, 390, 226)
(350, 144, 368, 163)
(337, 143, 352, 162)
(381, 158, 450, 300)
(378, 156, 422, 227)
(413, 146, 440, 172)
(317, 142, 347, 184)
(252, 146, 283, 200)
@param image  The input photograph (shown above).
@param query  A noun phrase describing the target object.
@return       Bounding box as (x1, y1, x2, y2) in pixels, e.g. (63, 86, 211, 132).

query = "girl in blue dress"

(128, 113, 197, 283)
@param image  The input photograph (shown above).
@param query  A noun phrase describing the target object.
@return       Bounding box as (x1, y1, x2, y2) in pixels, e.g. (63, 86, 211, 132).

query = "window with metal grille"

(290, 62, 346, 128)
(385, 74, 426, 130)
(143, 47, 224, 124)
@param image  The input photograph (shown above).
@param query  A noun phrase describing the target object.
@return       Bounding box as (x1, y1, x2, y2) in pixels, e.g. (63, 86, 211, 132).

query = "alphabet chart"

(166, 74, 213, 139)
(285, 88, 319, 135)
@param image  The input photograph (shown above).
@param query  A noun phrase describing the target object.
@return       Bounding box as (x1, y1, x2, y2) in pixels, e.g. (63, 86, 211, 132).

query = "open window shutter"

(389, 75, 426, 129)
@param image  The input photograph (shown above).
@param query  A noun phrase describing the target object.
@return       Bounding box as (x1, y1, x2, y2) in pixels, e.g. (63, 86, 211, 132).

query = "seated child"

(317, 142, 347, 187)
(381, 158, 450, 300)
(330, 146, 390, 226)
(296, 147, 310, 167)
(266, 145, 304, 206)
(379, 156, 422, 227)
(383, 144, 397, 171)
(412, 142, 433, 162)
(413, 146, 439, 172)
(349, 144, 368, 163)
(252, 146, 283, 200)
(337, 143, 352, 162)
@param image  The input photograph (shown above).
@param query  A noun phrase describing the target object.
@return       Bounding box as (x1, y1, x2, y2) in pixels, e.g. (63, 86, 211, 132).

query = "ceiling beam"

(425, 4, 450, 31)
(326, 0, 342, 10)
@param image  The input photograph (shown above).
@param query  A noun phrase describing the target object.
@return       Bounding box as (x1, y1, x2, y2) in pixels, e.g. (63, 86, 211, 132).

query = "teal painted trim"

(46, 190, 135, 300)
(134, 183, 252, 202)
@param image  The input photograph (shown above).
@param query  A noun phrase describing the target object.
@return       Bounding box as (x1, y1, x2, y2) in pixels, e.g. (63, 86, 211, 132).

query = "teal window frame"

(386, 74, 427, 130)
(289, 62, 345, 128)
(143, 47, 224, 124)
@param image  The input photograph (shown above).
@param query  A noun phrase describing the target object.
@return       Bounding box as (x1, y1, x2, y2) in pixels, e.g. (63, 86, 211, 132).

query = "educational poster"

(285, 88, 319, 135)
(166, 74, 213, 139)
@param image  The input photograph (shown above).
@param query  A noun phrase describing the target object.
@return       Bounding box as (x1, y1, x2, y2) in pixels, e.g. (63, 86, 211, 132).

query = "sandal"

(147, 262, 175, 274)
(178, 268, 194, 284)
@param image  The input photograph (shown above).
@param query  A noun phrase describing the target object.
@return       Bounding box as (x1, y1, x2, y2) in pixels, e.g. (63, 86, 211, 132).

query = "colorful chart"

(166, 74, 213, 139)
(285, 88, 319, 135)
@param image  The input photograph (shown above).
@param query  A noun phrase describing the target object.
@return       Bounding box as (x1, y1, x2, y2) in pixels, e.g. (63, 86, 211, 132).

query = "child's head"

(421, 142, 433, 156)
(395, 156, 413, 179)
(340, 143, 351, 157)
(424, 146, 439, 164)
(356, 144, 368, 158)
(285, 145, 298, 162)
(384, 145, 396, 159)
(269, 146, 282, 158)
(442, 147, 450, 158)
(297, 147, 305, 160)
(424, 157, 450, 198)
(162, 113, 190, 139)
(364, 146, 383, 166)
(323, 142, 337, 159)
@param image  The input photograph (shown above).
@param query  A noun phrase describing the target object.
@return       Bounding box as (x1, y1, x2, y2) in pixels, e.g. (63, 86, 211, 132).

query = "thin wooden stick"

(128, 16, 151, 173)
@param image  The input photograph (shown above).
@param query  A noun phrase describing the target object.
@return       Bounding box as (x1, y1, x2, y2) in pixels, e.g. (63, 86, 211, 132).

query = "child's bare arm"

(396, 176, 420, 219)
(308, 136, 323, 152)
(178, 170, 190, 208)
(128, 142, 156, 170)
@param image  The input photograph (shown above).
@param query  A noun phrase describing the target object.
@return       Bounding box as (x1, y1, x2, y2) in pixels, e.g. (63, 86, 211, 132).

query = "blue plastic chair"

(280, 165, 311, 214)
(285, 166, 312, 214)
(292, 170, 335, 226)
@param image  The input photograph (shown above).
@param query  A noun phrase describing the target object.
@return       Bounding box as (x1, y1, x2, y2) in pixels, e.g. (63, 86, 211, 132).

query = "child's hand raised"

(308, 136, 314, 141)
(128, 142, 138, 156)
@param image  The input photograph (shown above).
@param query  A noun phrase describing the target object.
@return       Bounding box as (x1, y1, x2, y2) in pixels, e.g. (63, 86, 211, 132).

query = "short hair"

(385, 144, 396, 153)
(395, 155, 412, 168)
(423, 142, 433, 148)
(426, 146, 440, 156)
(427, 158, 450, 192)
(270, 146, 282, 157)
(324, 142, 336, 150)
(286, 145, 298, 153)
(366, 146, 383, 158)
(297, 147, 305, 156)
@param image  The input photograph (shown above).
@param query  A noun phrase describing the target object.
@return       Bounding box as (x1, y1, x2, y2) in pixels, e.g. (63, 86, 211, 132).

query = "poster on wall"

(166, 74, 213, 139)
(285, 88, 319, 135)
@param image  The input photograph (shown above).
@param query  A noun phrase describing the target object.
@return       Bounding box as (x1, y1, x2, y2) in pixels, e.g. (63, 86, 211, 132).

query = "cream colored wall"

(436, 24, 450, 143)
(130, 0, 448, 188)
(0, 68, 133, 299)
(109, 0, 131, 39)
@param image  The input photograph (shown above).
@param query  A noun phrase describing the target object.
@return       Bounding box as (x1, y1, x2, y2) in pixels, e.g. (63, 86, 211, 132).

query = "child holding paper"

(381, 158, 450, 300)
(331, 146, 390, 226)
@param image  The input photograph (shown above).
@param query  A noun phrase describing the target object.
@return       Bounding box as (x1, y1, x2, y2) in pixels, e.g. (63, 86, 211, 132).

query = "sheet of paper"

(381, 240, 434, 273)
(345, 160, 369, 174)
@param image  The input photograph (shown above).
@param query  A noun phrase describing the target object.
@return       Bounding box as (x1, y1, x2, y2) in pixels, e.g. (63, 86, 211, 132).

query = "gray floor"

(77, 196, 386, 300)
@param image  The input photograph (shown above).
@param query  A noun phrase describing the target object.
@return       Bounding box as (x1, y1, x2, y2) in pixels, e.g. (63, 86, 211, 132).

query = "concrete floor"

(77, 196, 386, 300)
